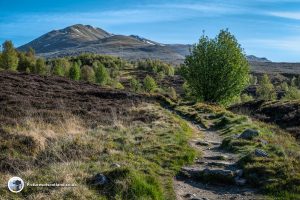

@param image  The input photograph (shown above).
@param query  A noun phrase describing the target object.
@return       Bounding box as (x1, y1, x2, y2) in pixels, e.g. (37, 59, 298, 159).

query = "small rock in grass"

(183, 193, 196, 198)
(234, 177, 246, 186)
(196, 141, 210, 146)
(110, 163, 121, 168)
(258, 139, 268, 145)
(212, 155, 229, 160)
(254, 149, 268, 157)
(235, 169, 243, 177)
(238, 129, 259, 140)
(90, 173, 107, 185)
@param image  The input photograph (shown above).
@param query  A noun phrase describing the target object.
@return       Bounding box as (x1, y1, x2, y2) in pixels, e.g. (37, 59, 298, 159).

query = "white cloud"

(267, 11, 300, 20)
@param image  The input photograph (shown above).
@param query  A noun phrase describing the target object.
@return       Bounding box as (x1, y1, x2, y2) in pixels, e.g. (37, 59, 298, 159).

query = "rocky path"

(174, 122, 265, 200)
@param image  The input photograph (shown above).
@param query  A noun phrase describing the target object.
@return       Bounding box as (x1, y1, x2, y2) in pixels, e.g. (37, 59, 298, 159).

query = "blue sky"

(0, 0, 300, 62)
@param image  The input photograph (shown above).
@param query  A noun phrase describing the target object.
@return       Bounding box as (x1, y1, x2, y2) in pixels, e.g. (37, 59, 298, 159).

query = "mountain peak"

(18, 24, 112, 53)
(247, 55, 270, 62)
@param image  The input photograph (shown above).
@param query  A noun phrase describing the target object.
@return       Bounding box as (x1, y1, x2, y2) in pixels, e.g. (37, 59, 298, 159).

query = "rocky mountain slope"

(18, 24, 191, 64)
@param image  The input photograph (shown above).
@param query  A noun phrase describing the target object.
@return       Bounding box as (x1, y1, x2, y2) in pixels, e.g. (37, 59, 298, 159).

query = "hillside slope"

(0, 71, 196, 199)
(18, 24, 190, 64)
(229, 100, 300, 139)
(0, 72, 299, 199)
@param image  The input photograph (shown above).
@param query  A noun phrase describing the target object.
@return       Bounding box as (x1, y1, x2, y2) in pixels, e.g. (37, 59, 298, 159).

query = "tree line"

(0, 40, 178, 97)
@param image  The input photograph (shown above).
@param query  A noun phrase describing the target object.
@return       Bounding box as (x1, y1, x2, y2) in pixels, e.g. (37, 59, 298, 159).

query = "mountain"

(19, 24, 273, 65)
(246, 55, 270, 62)
(18, 24, 191, 64)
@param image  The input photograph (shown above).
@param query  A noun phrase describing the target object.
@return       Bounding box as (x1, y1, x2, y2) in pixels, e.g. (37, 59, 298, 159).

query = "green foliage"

(291, 76, 300, 88)
(257, 74, 276, 100)
(137, 59, 174, 76)
(280, 82, 289, 92)
(240, 93, 254, 103)
(95, 63, 110, 86)
(182, 82, 193, 98)
(51, 58, 70, 77)
(143, 75, 157, 93)
(130, 78, 141, 92)
(69, 62, 81, 80)
(72, 54, 126, 70)
(114, 82, 125, 90)
(52, 65, 65, 76)
(283, 86, 300, 100)
(35, 58, 46, 75)
(0, 40, 19, 71)
(182, 29, 249, 105)
(100, 168, 164, 200)
(249, 74, 258, 85)
(81, 65, 95, 82)
(168, 87, 177, 100)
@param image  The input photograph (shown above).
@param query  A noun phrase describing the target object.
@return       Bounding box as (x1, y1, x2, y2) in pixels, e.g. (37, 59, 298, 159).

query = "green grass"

(174, 102, 300, 200)
(0, 103, 197, 200)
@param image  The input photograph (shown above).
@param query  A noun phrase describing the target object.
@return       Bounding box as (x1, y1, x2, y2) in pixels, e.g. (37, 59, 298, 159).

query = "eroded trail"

(174, 121, 264, 200)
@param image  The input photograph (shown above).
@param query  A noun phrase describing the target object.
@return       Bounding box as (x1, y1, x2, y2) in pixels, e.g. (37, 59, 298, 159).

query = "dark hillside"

(229, 100, 300, 139)
(0, 71, 149, 128)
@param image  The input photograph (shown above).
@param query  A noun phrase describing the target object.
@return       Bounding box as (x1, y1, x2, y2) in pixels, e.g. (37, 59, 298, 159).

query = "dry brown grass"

(4, 113, 87, 151)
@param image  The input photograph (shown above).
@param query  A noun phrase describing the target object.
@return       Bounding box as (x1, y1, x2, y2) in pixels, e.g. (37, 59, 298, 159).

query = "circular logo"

(7, 177, 25, 193)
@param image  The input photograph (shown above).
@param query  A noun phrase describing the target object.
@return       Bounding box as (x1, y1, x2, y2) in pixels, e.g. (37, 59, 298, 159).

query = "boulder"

(200, 168, 235, 184)
(254, 149, 268, 157)
(235, 169, 243, 177)
(239, 129, 259, 140)
(90, 173, 107, 186)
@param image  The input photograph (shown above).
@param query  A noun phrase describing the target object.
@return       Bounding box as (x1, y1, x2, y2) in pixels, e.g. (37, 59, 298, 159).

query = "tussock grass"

(0, 103, 197, 200)
(175, 102, 300, 199)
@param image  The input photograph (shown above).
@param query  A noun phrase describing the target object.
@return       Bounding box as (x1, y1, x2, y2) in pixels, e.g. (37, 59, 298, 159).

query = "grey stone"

(201, 168, 235, 184)
(234, 177, 246, 186)
(110, 163, 121, 168)
(238, 129, 259, 140)
(258, 139, 268, 145)
(254, 149, 269, 157)
(180, 167, 202, 177)
(183, 193, 196, 198)
(207, 141, 221, 145)
(91, 173, 107, 185)
(196, 141, 210, 146)
(206, 155, 229, 160)
(235, 169, 243, 177)
(207, 161, 231, 167)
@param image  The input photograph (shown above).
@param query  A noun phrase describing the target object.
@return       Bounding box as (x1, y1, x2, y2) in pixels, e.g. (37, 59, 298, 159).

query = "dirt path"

(174, 121, 265, 200)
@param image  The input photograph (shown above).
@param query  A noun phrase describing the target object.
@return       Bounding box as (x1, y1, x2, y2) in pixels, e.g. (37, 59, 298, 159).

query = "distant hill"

(18, 24, 191, 64)
(246, 55, 270, 62)
(18, 24, 271, 64)
(17, 24, 300, 73)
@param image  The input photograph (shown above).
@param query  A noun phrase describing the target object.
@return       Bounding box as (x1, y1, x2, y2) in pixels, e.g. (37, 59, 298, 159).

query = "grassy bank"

(174, 102, 300, 200)
(0, 103, 197, 200)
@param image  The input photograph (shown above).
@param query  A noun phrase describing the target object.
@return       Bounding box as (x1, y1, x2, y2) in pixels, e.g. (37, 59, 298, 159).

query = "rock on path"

(174, 124, 265, 200)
